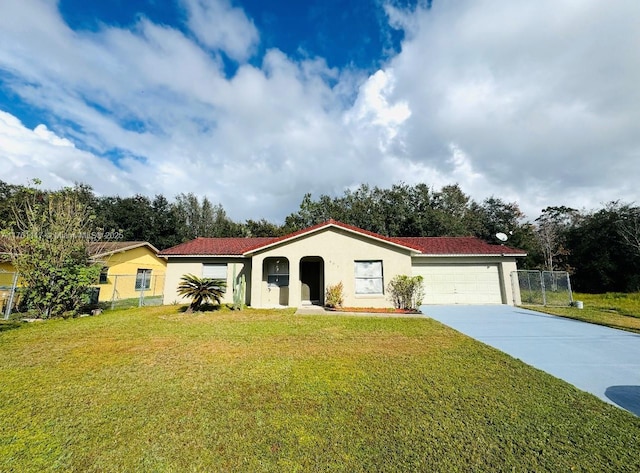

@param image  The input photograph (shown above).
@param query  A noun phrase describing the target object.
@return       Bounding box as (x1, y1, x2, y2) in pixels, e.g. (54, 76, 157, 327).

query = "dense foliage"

(387, 274, 425, 310)
(0, 184, 101, 318)
(1, 180, 639, 293)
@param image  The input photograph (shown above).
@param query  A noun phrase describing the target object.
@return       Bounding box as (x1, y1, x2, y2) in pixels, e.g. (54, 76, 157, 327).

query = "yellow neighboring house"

(91, 242, 167, 302)
(0, 241, 167, 304)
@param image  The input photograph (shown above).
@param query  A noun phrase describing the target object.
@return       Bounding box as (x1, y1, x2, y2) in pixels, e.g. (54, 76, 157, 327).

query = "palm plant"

(177, 274, 226, 313)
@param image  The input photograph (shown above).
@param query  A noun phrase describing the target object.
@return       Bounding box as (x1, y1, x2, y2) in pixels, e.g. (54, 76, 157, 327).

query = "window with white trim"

(203, 263, 227, 280)
(135, 269, 152, 290)
(354, 260, 384, 295)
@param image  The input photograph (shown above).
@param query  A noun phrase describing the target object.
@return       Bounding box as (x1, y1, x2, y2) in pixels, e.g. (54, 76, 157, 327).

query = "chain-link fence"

(94, 273, 165, 310)
(511, 270, 573, 306)
(1, 270, 20, 320)
(2, 271, 165, 319)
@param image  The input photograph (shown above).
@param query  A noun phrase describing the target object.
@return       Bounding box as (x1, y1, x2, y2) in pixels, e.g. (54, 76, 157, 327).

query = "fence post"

(138, 271, 147, 308)
(566, 272, 574, 304)
(540, 271, 546, 306)
(111, 275, 118, 310)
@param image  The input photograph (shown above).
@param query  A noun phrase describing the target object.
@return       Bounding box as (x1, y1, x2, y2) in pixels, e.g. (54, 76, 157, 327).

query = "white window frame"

(203, 263, 228, 280)
(135, 269, 152, 290)
(354, 260, 384, 295)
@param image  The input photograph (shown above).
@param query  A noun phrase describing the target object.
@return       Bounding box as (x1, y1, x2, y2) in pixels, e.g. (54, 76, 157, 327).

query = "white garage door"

(412, 264, 503, 304)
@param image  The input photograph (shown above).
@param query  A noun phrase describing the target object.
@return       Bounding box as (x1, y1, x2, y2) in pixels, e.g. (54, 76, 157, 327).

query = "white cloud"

(181, 0, 259, 61)
(0, 0, 639, 223)
(0, 111, 137, 195)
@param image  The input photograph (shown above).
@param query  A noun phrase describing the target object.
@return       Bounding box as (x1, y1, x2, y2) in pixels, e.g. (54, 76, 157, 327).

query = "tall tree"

(617, 203, 640, 258)
(534, 206, 579, 271)
(1, 183, 102, 318)
(566, 204, 640, 293)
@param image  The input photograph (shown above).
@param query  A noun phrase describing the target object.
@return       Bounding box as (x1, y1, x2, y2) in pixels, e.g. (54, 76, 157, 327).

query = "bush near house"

(324, 282, 344, 308)
(387, 274, 424, 310)
(177, 274, 226, 313)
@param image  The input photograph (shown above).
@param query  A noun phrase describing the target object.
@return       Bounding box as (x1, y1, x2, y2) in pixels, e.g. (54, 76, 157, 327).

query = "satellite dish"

(496, 232, 508, 242)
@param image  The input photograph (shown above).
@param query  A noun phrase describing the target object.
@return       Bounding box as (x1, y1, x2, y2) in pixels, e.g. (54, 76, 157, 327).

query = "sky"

(1, 0, 639, 223)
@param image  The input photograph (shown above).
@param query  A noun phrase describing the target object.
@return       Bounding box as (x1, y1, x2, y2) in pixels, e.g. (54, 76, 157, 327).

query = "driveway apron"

(423, 304, 640, 416)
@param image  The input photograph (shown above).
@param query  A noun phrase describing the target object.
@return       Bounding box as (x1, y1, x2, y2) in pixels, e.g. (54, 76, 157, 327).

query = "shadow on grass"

(177, 303, 225, 313)
(605, 386, 640, 417)
(0, 321, 24, 332)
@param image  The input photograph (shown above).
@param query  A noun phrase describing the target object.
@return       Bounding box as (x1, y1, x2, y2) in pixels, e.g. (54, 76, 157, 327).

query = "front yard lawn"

(2, 306, 640, 472)
(532, 292, 640, 333)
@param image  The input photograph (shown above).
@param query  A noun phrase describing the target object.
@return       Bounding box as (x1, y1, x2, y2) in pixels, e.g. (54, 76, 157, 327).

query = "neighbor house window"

(266, 259, 289, 287)
(354, 260, 383, 295)
(203, 263, 227, 280)
(98, 266, 109, 284)
(135, 269, 152, 290)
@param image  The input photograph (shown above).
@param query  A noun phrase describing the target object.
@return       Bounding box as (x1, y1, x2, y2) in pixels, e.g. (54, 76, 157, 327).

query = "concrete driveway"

(423, 304, 640, 416)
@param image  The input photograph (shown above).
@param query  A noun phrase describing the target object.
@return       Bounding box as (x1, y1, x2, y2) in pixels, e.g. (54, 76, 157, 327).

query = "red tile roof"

(159, 237, 276, 256)
(395, 237, 526, 256)
(159, 221, 526, 257)
(242, 219, 424, 254)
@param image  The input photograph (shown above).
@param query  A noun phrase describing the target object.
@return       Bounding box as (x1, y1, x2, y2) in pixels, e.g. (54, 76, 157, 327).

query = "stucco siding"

(163, 257, 251, 306)
(249, 227, 413, 308)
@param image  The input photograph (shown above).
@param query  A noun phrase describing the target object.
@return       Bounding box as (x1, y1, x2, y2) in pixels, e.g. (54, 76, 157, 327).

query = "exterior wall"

(163, 257, 251, 306)
(249, 228, 414, 308)
(411, 256, 520, 305)
(96, 246, 167, 302)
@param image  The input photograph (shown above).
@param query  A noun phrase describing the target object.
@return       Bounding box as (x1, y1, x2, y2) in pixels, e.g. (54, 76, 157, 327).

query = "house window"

(98, 267, 109, 284)
(354, 260, 384, 295)
(266, 259, 289, 287)
(203, 263, 227, 280)
(135, 269, 152, 290)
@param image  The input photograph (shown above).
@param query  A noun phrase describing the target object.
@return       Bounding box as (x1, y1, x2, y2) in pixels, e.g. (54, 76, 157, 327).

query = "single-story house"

(90, 241, 167, 302)
(160, 220, 526, 308)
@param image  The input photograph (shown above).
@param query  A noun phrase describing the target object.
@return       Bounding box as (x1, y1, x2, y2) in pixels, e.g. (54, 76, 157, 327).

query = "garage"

(412, 263, 503, 304)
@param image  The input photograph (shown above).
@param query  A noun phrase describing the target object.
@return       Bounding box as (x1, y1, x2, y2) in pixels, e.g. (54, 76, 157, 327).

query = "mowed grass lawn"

(535, 292, 640, 333)
(2, 307, 640, 472)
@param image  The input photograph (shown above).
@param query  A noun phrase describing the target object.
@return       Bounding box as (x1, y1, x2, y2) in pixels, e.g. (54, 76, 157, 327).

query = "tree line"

(1, 180, 639, 294)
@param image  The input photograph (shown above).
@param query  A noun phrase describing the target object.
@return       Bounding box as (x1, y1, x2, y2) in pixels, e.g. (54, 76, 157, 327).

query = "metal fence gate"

(511, 270, 573, 307)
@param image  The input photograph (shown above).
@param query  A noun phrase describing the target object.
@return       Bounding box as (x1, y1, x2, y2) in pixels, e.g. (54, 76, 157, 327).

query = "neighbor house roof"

(159, 220, 526, 257)
(90, 241, 160, 259)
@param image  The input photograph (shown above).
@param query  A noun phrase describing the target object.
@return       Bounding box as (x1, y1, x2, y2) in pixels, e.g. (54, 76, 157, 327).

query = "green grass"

(533, 292, 640, 333)
(2, 306, 640, 472)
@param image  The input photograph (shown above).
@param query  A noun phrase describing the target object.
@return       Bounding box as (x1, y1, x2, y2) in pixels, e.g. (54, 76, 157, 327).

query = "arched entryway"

(263, 257, 289, 306)
(300, 256, 324, 305)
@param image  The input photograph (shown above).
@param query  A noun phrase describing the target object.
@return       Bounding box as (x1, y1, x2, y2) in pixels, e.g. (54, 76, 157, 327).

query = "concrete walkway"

(423, 304, 640, 416)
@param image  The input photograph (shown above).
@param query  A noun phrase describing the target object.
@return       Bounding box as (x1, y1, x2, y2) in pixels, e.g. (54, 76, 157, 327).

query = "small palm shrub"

(387, 275, 424, 310)
(325, 282, 344, 308)
(177, 274, 226, 313)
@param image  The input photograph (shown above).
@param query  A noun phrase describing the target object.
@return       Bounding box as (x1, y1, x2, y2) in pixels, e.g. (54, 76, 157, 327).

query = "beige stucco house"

(160, 220, 526, 309)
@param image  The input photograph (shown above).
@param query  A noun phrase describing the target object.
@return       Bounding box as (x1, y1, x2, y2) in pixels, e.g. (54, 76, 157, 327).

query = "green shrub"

(387, 275, 424, 310)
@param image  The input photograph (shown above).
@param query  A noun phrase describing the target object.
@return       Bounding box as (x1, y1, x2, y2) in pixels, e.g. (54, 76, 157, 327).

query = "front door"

(300, 260, 322, 304)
